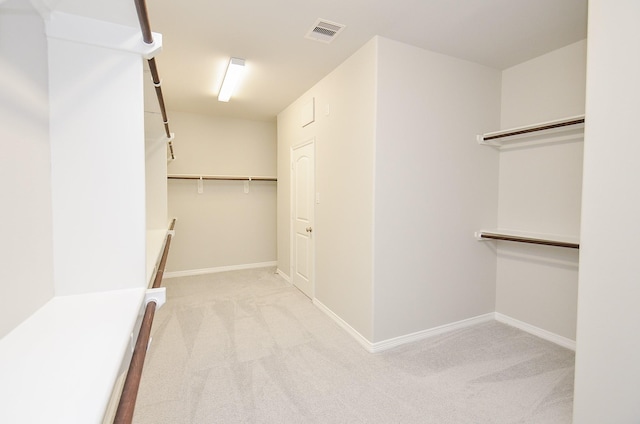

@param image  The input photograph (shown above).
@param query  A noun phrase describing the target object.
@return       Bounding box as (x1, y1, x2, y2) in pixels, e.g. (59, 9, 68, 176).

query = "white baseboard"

(164, 261, 277, 279)
(369, 313, 495, 353)
(494, 312, 576, 351)
(313, 299, 495, 353)
(275, 268, 291, 283)
(312, 299, 374, 352)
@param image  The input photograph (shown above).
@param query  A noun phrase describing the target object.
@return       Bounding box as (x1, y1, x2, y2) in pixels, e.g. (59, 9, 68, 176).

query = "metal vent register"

(305, 19, 346, 43)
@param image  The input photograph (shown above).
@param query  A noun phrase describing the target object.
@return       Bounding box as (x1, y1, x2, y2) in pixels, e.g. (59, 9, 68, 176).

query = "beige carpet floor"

(133, 267, 574, 423)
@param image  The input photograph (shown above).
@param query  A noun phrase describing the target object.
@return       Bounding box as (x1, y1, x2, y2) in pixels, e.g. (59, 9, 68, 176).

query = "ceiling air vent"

(305, 19, 346, 43)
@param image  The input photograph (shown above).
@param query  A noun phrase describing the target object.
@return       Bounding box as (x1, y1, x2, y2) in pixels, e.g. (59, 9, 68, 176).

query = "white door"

(291, 141, 314, 298)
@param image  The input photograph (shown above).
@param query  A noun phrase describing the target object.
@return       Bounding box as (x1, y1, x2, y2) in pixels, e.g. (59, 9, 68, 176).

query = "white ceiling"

(48, 0, 589, 122)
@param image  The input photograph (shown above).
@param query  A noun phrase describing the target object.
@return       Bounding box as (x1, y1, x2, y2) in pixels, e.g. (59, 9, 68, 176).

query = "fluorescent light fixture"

(218, 57, 245, 102)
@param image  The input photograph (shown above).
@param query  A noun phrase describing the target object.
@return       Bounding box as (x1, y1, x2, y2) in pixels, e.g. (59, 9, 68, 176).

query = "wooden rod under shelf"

(152, 219, 176, 289)
(112, 301, 156, 424)
(134, 0, 175, 160)
(113, 219, 175, 423)
(133, 0, 153, 44)
(479, 232, 579, 249)
(483, 117, 585, 141)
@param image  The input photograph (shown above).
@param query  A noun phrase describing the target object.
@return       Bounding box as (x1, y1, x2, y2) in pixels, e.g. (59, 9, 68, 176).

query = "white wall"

(278, 36, 501, 343)
(373, 37, 501, 342)
(501, 40, 587, 128)
(278, 38, 377, 340)
(48, 25, 147, 295)
(278, 36, 590, 347)
(0, 1, 54, 338)
(166, 111, 276, 273)
(573, 1, 640, 421)
(496, 40, 586, 341)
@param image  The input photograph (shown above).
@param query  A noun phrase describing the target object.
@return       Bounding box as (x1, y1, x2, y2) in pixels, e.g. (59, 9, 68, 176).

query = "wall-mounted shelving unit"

(476, 114, 585, 248)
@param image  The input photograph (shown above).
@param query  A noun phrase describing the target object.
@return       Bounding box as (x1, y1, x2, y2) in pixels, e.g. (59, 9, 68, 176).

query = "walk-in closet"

(1, 1, 639, 423)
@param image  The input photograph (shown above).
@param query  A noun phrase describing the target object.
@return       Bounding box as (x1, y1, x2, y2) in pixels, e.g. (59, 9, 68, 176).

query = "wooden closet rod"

(113, 219, 176, 424)
(113, 301, 156, 424)
(133, 0, 153, 43)
(133, 0, 175, 160)
(478, 231, 579, 249)
(152, 219, 175, 289)
(483, 117, 585, 141)
(168, 174, 277, 182)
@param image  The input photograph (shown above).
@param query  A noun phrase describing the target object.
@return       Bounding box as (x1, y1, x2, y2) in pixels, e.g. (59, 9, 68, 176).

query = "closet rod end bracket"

(474, 231, 490, 241)
(145, 287, 166, 309)
(476, 135, 501, 147)
(140, 33, 163, 60)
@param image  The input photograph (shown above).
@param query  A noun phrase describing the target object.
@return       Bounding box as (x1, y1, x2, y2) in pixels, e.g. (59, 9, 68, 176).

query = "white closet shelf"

(477, 114, 585, 146)
(0, 288, 146, 423)
(475, 229, 580, 249)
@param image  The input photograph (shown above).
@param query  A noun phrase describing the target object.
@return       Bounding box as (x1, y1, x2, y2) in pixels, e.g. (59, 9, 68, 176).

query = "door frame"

(290, 138, 316, 299)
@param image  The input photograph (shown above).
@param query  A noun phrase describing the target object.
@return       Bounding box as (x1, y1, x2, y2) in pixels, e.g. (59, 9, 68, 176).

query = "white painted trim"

(494, 312, 576, 351)
(369, 313, 495, 353)
(276, 268, 291, 283)
(164, 261, 277, 279)
(313, 299, 495, 353)
(313, 299, 373, 352)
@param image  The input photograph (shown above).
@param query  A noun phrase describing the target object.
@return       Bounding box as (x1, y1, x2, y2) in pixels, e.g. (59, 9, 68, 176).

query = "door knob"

(306, 227, 312, 233)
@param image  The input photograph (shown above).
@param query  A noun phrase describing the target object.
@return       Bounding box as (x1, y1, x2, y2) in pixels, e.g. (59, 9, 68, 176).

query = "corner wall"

(496, 40, 586, 341)
(373, 37, 501, 342)
(277, 38, 377, 340)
